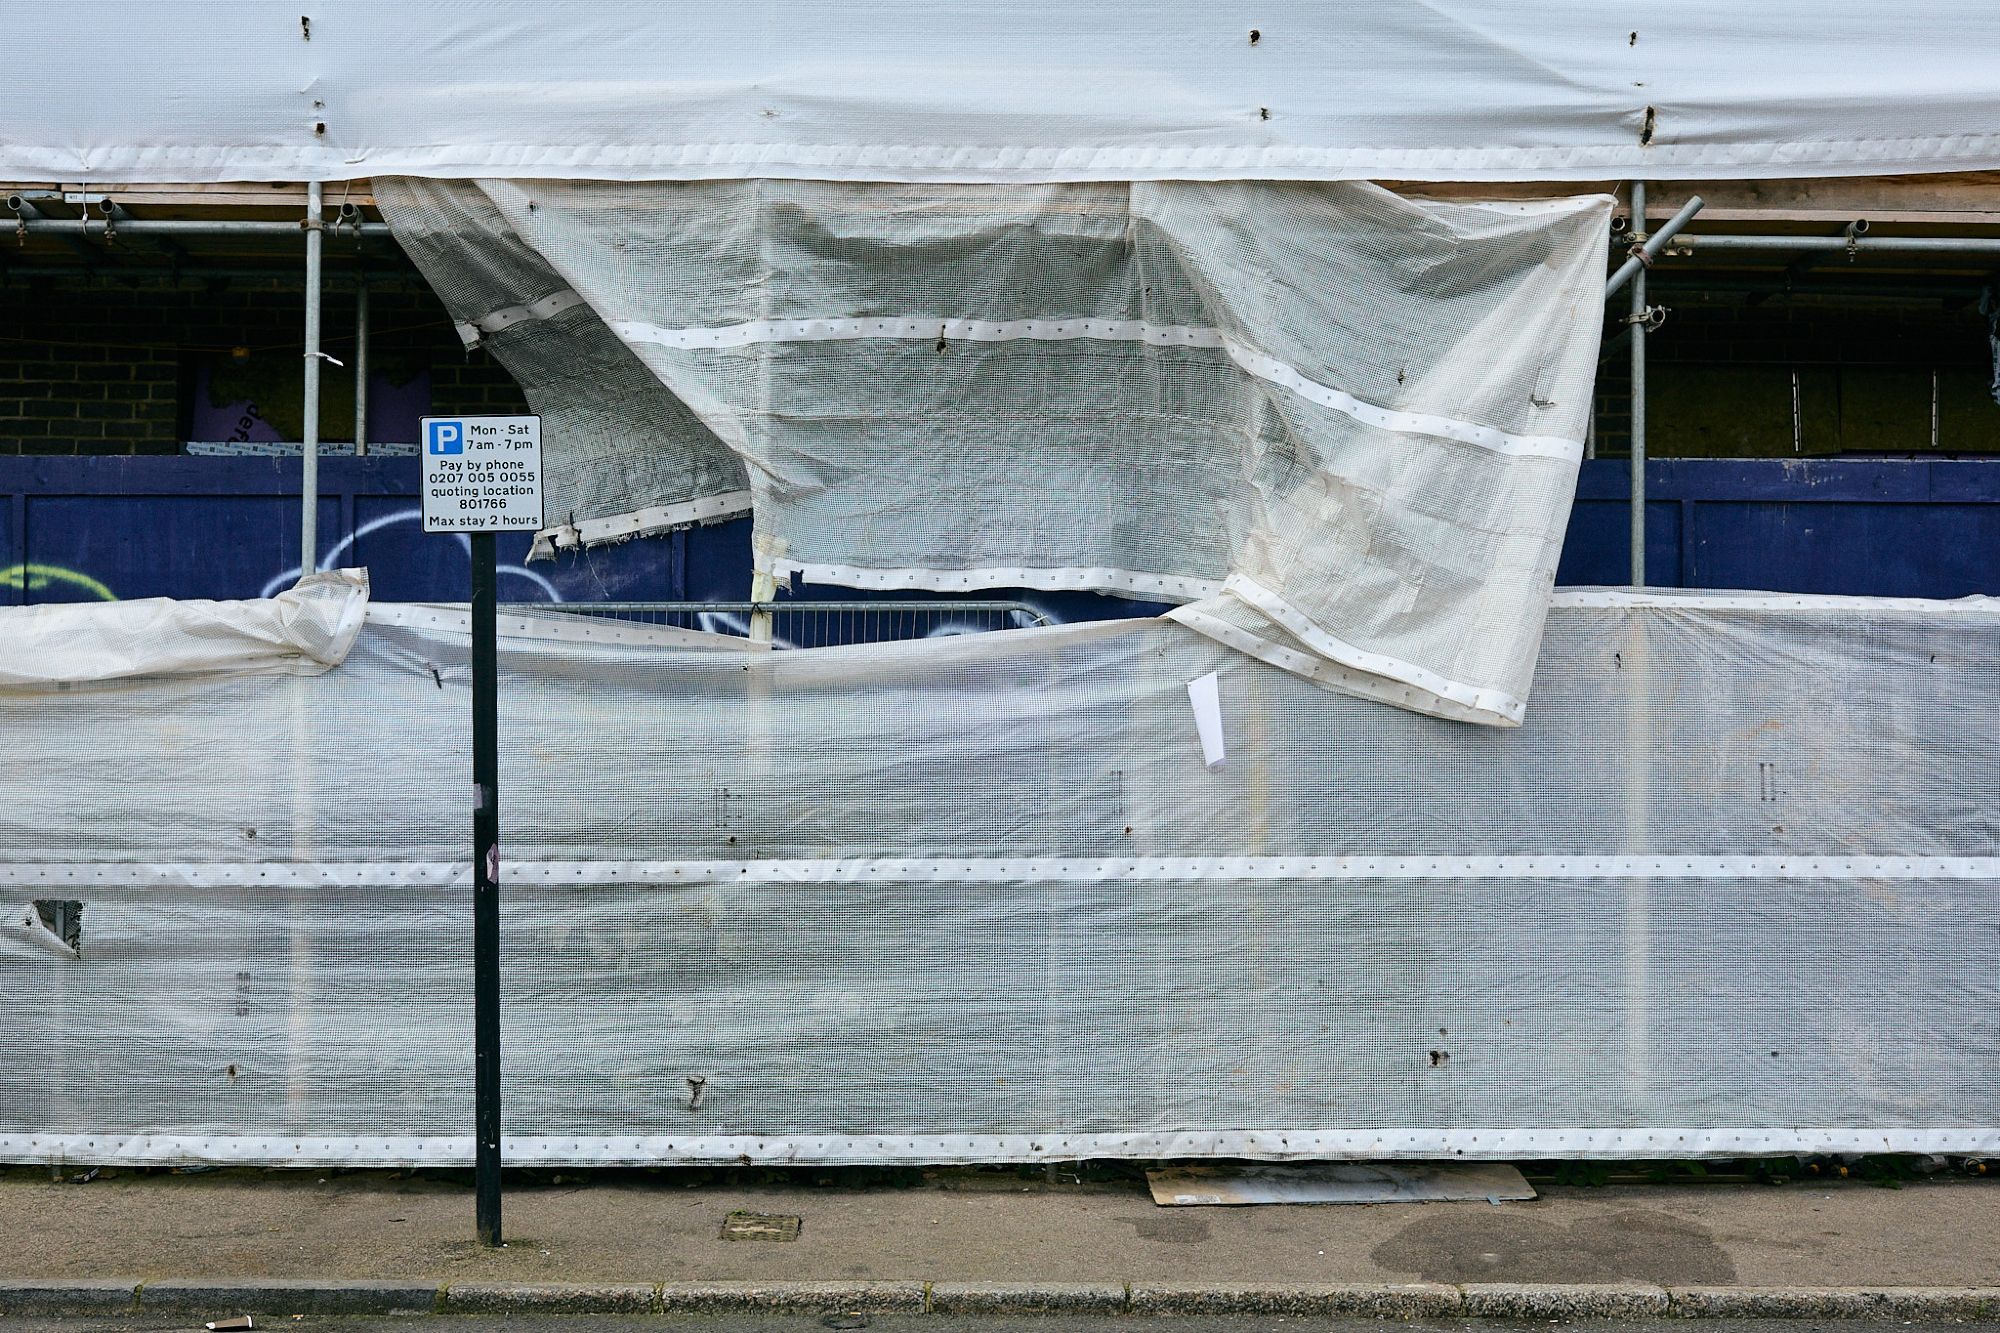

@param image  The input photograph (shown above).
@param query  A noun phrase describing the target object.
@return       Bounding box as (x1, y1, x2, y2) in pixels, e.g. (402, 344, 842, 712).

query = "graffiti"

(5, 515, 556, 609)
(224, 402, 270, 445)
(256, 507, 562, 602)
(9, 457, 1998, 618)
(8, 522, 1108, 645)
(2, 563, 117, 602)
(1, 467, 1124, 635)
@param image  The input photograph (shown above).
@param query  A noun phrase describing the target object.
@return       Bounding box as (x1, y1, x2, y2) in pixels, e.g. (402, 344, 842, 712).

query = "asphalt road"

(7, 1319, 2000, 1333)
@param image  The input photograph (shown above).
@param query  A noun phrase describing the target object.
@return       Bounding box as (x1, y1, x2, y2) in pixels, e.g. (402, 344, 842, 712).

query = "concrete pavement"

(1, 1166, 1996, 1317)
(6, 1319, 2000, 1333)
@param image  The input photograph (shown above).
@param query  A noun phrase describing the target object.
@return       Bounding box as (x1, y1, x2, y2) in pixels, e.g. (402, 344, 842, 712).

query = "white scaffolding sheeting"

(0, 571, 368, 687)
(2, 589, 1997, 1165)
(380, 180, 1611, 725)
(4, 2, 2000, 183)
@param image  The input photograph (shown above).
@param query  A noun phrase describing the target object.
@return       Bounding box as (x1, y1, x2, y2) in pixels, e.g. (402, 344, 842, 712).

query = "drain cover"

(720, 1210, 802, 1241)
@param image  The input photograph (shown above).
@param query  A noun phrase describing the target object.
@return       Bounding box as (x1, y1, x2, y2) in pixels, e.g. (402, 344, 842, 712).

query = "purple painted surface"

(188, 365, 286, 444)
(188, 366, 430, 445)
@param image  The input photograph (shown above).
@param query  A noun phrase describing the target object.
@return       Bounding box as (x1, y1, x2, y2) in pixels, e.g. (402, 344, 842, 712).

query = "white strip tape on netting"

(1552, 588, 2000, 614)
(537, 491, 754, 550)
(4, 855, 1993, 890)
(612, 315, 1584, 462)
(768, 559, 1221, 601)
(453, 287, 589, 345)
(1219, 574, 1529, 723)
(362, 602, 755, 650)
(6, 1126, 1998, 1167)
(1165, 601, 1512, 725)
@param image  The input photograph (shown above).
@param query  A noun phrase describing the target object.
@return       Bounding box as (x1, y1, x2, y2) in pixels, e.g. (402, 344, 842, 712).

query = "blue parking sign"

(427, 419, 464, 455)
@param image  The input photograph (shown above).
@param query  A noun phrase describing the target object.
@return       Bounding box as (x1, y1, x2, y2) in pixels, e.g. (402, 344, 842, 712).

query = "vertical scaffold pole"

(1628, 181, 1648, 587)
(300, 181, 324, 577)
(354, 275, 370, 456)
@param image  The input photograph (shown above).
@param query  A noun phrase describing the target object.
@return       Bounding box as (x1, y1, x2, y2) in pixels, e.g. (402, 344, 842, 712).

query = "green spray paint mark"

(1, 564, 118, 602)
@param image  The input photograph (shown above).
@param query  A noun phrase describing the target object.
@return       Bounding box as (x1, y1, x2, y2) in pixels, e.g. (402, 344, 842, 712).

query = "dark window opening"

(31, 898, 82, 955)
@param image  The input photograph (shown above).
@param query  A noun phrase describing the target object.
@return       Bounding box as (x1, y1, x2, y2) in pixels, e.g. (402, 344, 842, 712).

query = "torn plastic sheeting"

(0, 570, 370, 689)
(380, 178, 750, 543)
(378, 179, 1610, 726)
(1, 902, 78, 961)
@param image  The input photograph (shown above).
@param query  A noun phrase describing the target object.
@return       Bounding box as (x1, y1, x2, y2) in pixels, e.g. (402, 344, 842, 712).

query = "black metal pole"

(471, 530, 503, 1246)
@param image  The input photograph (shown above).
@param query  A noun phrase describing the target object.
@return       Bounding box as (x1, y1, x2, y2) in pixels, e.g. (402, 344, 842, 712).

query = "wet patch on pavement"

(1118, 1213, 1213, 1245)
(1372, 1207, 1737, 1284)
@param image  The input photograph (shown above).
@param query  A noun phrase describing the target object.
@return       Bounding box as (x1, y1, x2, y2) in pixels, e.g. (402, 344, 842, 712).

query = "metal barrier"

(508, 599, 1052, 648)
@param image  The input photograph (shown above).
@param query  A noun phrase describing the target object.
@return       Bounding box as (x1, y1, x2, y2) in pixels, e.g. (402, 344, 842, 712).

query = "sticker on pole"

(421, 415, 543, 533)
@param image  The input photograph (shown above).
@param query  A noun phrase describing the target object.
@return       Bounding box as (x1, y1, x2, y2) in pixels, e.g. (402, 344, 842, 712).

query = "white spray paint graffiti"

(254, 505, 1103, 644)
(258, 506, 563, 602)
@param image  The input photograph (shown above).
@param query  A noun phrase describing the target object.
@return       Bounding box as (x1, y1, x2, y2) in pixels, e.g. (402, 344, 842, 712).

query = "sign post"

(421, 414, 543, 1248)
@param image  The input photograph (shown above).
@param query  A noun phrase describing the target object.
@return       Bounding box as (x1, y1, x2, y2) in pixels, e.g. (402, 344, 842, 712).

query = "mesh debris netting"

(379, 180, 1611, 725)
(0, 570, 368, 687)
(11, 3, 2000, 184)
(2, 590, 1997, 1165)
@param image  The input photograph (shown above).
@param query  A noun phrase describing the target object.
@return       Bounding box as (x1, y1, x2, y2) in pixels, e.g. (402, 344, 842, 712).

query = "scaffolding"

(6, 182, 2000, 593)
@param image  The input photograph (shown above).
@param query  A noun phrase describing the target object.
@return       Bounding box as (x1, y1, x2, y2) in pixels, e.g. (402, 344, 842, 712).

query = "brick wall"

(1594, 288, 2000, 457)
(5, 267, 1996, 459)
(0, 269, 526, 455)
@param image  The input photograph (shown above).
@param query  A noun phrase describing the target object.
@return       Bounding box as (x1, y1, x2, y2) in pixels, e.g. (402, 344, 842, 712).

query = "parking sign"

(420, 415, 543, 532)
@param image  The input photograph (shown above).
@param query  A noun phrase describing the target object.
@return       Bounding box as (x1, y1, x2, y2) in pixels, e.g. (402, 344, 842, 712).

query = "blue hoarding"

(3, 456, 1996, 609)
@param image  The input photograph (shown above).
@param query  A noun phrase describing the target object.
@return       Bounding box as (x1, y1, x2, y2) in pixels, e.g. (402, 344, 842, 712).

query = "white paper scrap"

(1187, 672, 1226, 770)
